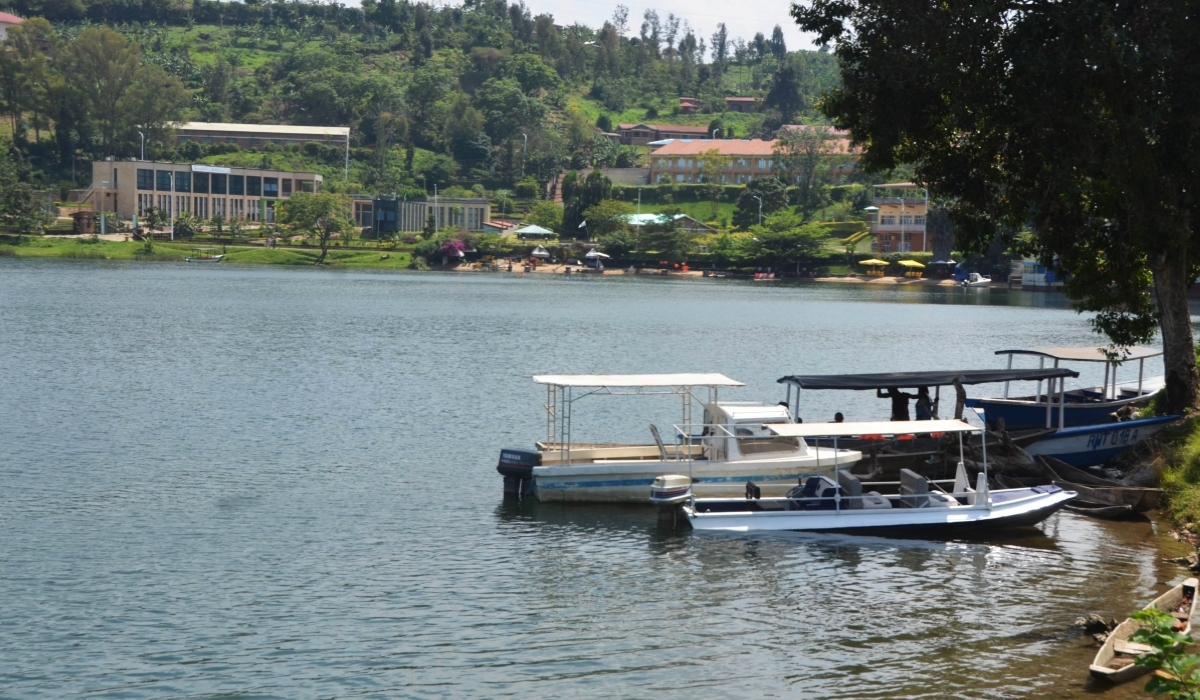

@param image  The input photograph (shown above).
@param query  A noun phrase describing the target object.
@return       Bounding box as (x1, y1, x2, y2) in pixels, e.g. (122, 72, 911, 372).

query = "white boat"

(1090, 578, 1198, 683)
(961, 272, 991, 287)
(186, 248, 224, 263)
(496, 374, 863, 504)
(967, 347, 1166, 431)
(665, 419, 1077, 535)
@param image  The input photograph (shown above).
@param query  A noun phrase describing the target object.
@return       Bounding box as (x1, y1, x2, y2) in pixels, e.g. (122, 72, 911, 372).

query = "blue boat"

(1022, 415, 1179, 467)
(966, 347, 1164, 431)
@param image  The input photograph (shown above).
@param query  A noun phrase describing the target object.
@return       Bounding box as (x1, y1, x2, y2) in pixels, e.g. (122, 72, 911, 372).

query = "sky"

(504, 0, 821, 54)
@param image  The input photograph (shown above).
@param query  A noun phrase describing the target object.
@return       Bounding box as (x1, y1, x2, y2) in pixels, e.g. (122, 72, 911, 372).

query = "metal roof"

(533, 373, 744, 388)
(766, 419, 978, 438)
(176, 122, 350, 138)
(995, 347, 1162, 363)
(778, 368, 1079, 390)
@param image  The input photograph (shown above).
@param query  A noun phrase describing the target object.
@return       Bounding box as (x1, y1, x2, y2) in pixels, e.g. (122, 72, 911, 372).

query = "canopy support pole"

(1004, 354, 1013, 398)
(1035, 357, 1044, 402)
(1103, 362, 1110, 402)
(1045, 377, 1054, 428)
(1058, 376, 1066, 430)
(1138, 358, 1145, 395)
(834, 437, 840, 512)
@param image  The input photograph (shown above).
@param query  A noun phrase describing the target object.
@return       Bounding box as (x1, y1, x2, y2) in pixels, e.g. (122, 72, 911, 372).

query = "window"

(914, 215, 926, 226)
(226, 137, 237, 144)
(735, 423, 800, 456)
(900, 215, 913, 225)
(230, 175, 244, 196)
(247, 176, 262, 196)
(282, 179, 292, 197)
(175, 171, 191, 192)
(212, 174, 227, 195)
(880, 215, 896, 225)
(757, 159, 768, 169)
(675, 174, 685, 182)
(355, 202, 373, 227)
(137, 169, 154, 190)
(193, 172, 209, 194)
(298, 180, 314, 193)
(882, 241, 892, 252)
(263, 177, 279, 197)
(113, 168, 118, 188)
(736, 158, 747, 168)
(156, 170, 172, 191)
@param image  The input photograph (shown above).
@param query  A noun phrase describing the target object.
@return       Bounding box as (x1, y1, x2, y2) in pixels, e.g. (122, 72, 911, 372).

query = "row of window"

(654, 157, 776, 170)
(136, 194, 276, 222)
(136, 169, 313, 197)
(878, 215, 927, 226)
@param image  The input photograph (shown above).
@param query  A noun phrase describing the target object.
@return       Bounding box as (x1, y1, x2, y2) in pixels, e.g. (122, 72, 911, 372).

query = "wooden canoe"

(1063, 501, 1135, 519)
(1090, 578, 1198, 683)
(1038, 456, 1160, 512)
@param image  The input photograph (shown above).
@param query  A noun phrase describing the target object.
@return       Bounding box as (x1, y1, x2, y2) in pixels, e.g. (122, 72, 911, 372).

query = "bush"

(596, 114, 613, 132)
(413, 239, 440, 258)
(514, 176, 540, 199)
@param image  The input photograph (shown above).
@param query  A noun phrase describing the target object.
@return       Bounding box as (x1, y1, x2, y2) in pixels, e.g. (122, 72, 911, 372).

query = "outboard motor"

(497, 448, 540, 499)
(649, 475, 693, 528)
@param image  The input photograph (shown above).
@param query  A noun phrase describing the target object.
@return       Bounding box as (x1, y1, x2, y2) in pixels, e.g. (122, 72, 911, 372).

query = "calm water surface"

(0, 260, 1190, 698)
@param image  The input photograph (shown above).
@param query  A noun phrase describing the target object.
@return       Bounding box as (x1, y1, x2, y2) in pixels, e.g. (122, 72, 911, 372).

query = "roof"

(719, 404, 792, 421)
(875, 182, 919, 188)
(176, 122, 350, 138)
(617, 123, 710, 134)
(725, 96, 757, 102)
(996, 347, 1162, 363)
(781, 124, 851, 137)
(484, 220, 515, 229)
(778, 368, 1080, 391)
(514, 224, 553, 234)
(532, 373, 745, 387)
(766, 419, 978, 438)
(650, 139, 778, 156)
(0, 11, 24, 24)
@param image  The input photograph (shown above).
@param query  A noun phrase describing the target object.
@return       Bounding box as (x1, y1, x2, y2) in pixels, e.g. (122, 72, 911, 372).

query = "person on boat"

(834, 412, 844, 423)
(915, 387, 934, 421)
(878, 387, 918, 421)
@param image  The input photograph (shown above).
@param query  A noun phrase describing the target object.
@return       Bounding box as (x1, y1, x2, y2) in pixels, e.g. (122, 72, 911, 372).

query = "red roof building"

(649, 139, 778, 185)
(0, 11, 25, 41)
(617, 123, 710, 146)
(724, 96, 757, 113)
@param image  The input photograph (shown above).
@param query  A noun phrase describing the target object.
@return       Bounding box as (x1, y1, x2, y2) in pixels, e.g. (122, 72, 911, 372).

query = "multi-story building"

(89, 160, 324, 223)
(617, 123, 711, 146)
(725, 97, 757, 113)
(868, 182, 928, 253)
(353, 196, 490, 235)
(648, 139, 778, 184)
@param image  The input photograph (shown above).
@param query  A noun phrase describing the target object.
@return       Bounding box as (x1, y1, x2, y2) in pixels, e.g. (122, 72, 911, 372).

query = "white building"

(0, 11, 25, 41)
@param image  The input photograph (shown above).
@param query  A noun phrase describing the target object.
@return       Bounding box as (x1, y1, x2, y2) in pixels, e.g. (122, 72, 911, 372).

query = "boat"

(496, 374, 863, 504)
(1063, 501, 1134, 519)
(1038, 456, 1160, 512)
(1022, 415, 1178, 467)
(967, 347, 1165, 431)
(1090, 578, 1198, 683)
(961, 272, 991, 287)
(186, 248, 224, 263)
(666, 419, 1077, 535)
(777, 367, 1078, 477)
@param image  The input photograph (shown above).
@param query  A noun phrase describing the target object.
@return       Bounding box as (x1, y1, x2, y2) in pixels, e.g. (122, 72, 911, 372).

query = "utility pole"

(138, 131, 145, 161)
(520, 132, 527, 179)
(711, 128, 720, 140)
(753, 195, 763, 226)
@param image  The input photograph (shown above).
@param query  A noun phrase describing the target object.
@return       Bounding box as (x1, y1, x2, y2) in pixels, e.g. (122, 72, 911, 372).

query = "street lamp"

(520, 131, 528, 179)
(711, 127, 720, 140)
(138, 131, 145, 161)
(752, 195, 763, 226)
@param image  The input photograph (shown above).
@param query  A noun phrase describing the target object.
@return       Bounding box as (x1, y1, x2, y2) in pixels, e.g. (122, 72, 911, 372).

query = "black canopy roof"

(778, 367, 1079, 391)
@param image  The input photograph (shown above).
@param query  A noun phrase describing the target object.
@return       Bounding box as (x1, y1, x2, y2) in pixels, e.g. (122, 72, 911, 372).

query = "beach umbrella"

(531, 245, 550, 259)
(897, 260, 925, 268)
(858, 259, 889, 266)
(585, 248, 610, 259)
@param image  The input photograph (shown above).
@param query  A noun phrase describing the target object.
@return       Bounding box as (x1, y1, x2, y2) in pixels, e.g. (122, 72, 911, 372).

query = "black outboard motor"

(497, 448, 540, 499)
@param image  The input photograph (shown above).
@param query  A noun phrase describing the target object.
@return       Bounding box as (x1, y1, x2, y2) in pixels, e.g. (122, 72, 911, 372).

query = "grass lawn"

(641, 201, 737, 226)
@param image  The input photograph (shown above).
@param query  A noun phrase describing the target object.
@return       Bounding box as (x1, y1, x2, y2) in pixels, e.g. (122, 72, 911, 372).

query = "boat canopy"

(778, 368, 1078, 391)
(995, 347, 1162, 363)
(765, 419, 977, 438)
(533, 373, 745, 388)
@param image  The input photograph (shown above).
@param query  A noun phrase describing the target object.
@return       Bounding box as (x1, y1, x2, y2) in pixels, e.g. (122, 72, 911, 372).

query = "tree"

(563, 170, 612, 236)
(774, 126, 836, 222)
(508, 53, 560, 94)
(525, 200, 563, 232)
(637, 208, 696, 262)
(599, 229, 637, 258)
(794, 0, 1200, 412)
(746, 212, 827, 268)
(764, 59, 804, 125)
(732, 177, 788, 229)
(173, 211, 198, 239)
(63, 28, 142, 155)
(769, 25, 788, 59)
(697, 148, 731, 219)
(2, 183, 49, 239)
(581, 199, 633, 239)
(278, 192, 354, 264)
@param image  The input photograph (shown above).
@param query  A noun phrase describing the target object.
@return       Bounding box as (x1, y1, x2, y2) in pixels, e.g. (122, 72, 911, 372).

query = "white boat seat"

(862, 491, 892, 509)
(837, 471, 863, 510)
(900, 468, 930, 508)
(1113, 639, 1153, 656)
(926, 492, 956, 508)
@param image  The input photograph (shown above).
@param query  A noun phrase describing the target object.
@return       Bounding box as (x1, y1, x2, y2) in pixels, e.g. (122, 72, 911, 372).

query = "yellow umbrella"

(897, 260, 925, 268)
(858, 259, 889, 266)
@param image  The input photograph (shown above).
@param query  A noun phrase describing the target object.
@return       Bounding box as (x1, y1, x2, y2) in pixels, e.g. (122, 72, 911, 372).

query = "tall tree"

(278, 192, 354, 264)
(697, 148, 731, 219)
(63, 28, 142, 156)
(732, 177, 788, 229)
(795, 0, 1200, 413)
(764, 59, 804, 124)
(774, 126, 835, 222)
(769, 25, 787, 59)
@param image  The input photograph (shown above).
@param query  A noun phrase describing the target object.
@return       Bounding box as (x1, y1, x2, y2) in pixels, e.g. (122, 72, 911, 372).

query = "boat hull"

(684, 488, 1075, 534)
(531, 449, 862, 504)
(1090, 578, 1197, 683)
(1023, 416, 1177, 467)
(967, 395, 1154, 430)
(185, 254, 224, 263)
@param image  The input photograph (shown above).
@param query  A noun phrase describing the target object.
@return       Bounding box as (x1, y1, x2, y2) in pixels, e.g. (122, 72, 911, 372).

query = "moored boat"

(496, 373, 863, 504)
(1038, 456, 1160, 512)
(186, 248, 224, 263)
(1090, 578, 1198, 683)
(1023, 415, 1178, 467)
(666, 419, 1076, 535)
(1063, 501, 1134, 519)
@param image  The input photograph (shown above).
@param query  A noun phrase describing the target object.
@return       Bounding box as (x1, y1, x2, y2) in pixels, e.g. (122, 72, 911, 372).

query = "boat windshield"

(735, 421, 800, 455)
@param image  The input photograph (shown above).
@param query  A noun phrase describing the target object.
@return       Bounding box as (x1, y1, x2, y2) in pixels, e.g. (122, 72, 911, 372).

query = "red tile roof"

(725, 96, 757, 103)
(650, 139, 778, 156)
(618, 123, 710, 134)
(0, 11, 25, 23)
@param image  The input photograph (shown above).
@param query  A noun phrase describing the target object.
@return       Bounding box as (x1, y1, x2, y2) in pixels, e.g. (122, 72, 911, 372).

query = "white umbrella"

(585, 248, 610, 259)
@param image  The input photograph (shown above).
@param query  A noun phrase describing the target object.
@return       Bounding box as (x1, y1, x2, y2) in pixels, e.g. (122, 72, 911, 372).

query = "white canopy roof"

(765, 419, 978, 438)
(533, 373, 744, 387)
(516, 225, 554, 234)
(996, 346, 1161, 362)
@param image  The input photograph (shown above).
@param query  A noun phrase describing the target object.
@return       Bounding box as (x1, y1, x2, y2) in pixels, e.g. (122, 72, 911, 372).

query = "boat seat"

(862, 491, 892, 509)
(1113, 639, 1153, 656)
(837, 471, 863, 510)
(649, 424, 669, 461)
(900, 468, 929, 508)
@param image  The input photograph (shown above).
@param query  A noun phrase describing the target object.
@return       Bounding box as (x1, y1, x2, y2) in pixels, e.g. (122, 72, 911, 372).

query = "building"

(351, 196, 490, 235)
(778, 124, 861, 183)
(617, 123, 710, 146)
(622, 213, 716, 233)
(648, 139, 778, 184)
(678, 97, 699, 114)
(89, 159, 323, 223)
(868, 183, 928, 253)
(0, 11, 23, 41)
(724, 97, 757, 113)
(175, 122, 350, 150)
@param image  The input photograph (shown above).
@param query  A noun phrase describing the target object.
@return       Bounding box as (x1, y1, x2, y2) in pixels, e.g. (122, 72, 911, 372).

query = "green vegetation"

(1130, 607, 1200, 699)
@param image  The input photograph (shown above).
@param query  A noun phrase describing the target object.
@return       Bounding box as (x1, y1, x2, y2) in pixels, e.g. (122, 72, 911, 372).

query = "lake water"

(0, 260, 1188, 698)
